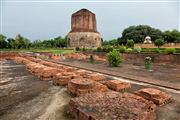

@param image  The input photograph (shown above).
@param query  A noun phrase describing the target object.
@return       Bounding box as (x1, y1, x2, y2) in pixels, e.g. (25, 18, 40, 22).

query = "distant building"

(67, 9, 101, 48)
(144, 36, 152, 44)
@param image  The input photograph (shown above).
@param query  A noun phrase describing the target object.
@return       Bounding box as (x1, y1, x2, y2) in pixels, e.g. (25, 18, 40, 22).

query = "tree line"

(1, 25, 180, 49)
(103, 25, 180, 46)
(0, 34, 67, 49)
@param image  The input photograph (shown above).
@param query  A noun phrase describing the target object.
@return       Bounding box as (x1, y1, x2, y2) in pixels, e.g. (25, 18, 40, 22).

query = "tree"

(154, 39, 165, 48)
(0, 34, 7, 48)
(7, 38, 15, 49)
(102, 40, 109, 46)
(163, 29, 180, 43)
(120, 25, 163, 43)
(126, 39, 134, 48)
(109, 39, 118, 46)
(117, 37, 126, 45)
(14, 34, 31, 49)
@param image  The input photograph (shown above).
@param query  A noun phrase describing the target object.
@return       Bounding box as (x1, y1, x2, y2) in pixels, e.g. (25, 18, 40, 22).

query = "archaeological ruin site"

(0, 5, 180, 120)
(1, 50, 180, 120)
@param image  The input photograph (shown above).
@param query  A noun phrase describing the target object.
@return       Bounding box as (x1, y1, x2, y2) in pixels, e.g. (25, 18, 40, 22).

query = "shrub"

(133, 47, 142, 53)
(82, 47, 87, 52)
(107, 47, 113, 52)
(126, 48, 133, 53)
(118, 46, 127, 53)
(165, 48, 176, 54)
(75, 47, 80, 51)
(89, 55, 94, 63)
(126, 39, 134, 48)
(97, 47, 103, 52)
(156, 48, 161, 53)
(102, 47, 107, 52)
(154, 39, 165, 48)
(144, 56, 152, 70)
(107, 50, 122, 67)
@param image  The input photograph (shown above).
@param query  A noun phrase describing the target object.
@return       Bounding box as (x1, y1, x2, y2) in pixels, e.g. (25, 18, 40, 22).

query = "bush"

(155, 48, 161, 53)
(144, 56, 152, 70)
(118, 46, 127, 53)
(107, 50, 122, 67)
(165, 48, 176, 54)
(154, 39, 165, 48)
(107, 47, 113, 52)
(97, 47, 103, 52)
(102, 47, 113, 53)
(82, 47, 87, 52)
(75, 47, 80, 51)
(126, 39, 134, 48)
(133, 47, 142, 53)
(89, 55, 94, 63)
(126, 48, 133, 53)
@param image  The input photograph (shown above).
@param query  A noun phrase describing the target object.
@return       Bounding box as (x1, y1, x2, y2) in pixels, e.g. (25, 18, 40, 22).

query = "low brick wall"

(135, 43, 180, 48)
(122, 53, 180, 64)
(83, 51, 180, 64)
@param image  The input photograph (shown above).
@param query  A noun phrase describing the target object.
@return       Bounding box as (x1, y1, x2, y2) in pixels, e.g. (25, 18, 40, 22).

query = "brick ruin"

(1, 52, 173, 120)
(67, 9, 101, 48)
(69, 91, 157, 120)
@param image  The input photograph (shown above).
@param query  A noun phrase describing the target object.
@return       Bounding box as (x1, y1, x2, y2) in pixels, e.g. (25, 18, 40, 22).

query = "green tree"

(7, 38, 15, 49)
(154, 39, 165, 48)
(126, 39, 134, 48)
(109, 39, 118, 46)
(117, 37, 126, 45)
(14, 34, 31, 49)
(0, 34, 7, 48)
(120, 25, 162, 43)
(102, 40, 109, 46)
(163, 29, 180, 43)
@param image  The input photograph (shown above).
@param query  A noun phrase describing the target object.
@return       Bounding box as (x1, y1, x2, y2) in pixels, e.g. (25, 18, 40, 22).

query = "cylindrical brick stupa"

(67, 9, 101, 48)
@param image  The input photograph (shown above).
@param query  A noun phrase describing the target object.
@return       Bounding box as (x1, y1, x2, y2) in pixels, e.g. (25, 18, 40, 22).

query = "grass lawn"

(0, 48, 75, 54)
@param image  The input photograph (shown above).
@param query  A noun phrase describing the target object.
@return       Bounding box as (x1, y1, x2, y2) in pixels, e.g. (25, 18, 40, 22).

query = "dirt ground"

(60, 59, 180, 84)
(0, 61, 73, 120)
(0, 60, 180, 120)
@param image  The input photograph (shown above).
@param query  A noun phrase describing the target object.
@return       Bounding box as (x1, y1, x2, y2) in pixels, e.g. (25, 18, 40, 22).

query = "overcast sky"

(1, 0, 179, 41)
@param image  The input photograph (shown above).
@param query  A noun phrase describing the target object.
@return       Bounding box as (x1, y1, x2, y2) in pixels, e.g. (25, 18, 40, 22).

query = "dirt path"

(0, 61, 72, 120)
(0, 60, 180, 120)
(53, 59, 180, 90)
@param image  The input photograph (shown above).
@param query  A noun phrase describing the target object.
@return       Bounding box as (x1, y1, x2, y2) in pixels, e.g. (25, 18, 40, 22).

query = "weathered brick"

(67, 78, 108, 96)
(69, 91, 157, 120)
(88, 73, 106, 81)
(103, 80, 131, 91)
(135, 88, 172, 106)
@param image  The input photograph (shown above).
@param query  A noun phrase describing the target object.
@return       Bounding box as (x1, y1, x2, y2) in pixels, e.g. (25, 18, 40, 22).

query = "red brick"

(69, 91, 157, 120)
(103, 80, 131, 91)
(135, 88, 172, 106)
(88, 73, 106, 81)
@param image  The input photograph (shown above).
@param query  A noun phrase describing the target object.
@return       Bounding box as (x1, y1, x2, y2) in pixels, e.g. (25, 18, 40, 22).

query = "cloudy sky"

(1, 0, 179, 41)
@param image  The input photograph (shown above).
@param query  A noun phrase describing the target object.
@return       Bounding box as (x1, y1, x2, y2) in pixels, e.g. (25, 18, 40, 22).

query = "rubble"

(37, 67, 61, 80)
(88, 73, 106, 81)
(64, 53, 106, 62)
(53, 72, 79, 86)
(51, 54, 61, 60)
(67, 78, 108, 96)
(102, 80, 131, 91)
(69, 91, 157, 120)
(135, 88, 172, 106)
(75, 69, 92, 78)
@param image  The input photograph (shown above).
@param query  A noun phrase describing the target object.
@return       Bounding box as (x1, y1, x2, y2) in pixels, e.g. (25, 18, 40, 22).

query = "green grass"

(0, 48, 74, 54)
(141, 48, 180, 53)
